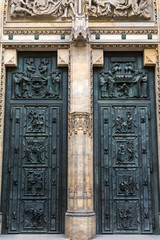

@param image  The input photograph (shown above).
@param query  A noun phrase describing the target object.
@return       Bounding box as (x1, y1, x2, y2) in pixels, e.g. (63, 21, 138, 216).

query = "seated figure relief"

(10, 0, 75, 18)
(83, 0, 151, 18)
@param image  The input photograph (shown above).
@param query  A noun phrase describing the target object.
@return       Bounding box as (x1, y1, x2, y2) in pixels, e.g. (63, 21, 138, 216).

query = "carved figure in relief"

(99, 62, 148, 99)
(131, 70, 141, 97)
(26, 171, 43, 195)
(115, 111, 133, 133)
(84, 0, 151, 18)
(112, 63, 122, 74)
(22, 75, 32, 98)
(53, 73, 60, 97)
(126, 140, 134, 161)
(14, 58, 60, 99)
(119, 175, 134, 195)
(99, 73, 108, 98)
(29, 110, 44, 132)
(125, 62, 134, 74)
(25, 140, 45, 163)
(115, 115, 123, 132)
(119, 208, 132, 229)
(14, 73, 22, 97)
(141, 73, 148, 97)
(10, 0, 75, 18)
(117, 144, 126, 163)
(126, 112, 132, 132)
(10, 0, 33, 16)
(116, 140, 135, 164)
(46, 72, 54, 96)
(108, 71, 115, 97)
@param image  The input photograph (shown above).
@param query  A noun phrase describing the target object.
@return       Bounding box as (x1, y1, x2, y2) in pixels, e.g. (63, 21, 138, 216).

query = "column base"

(65, 212, 96, 240)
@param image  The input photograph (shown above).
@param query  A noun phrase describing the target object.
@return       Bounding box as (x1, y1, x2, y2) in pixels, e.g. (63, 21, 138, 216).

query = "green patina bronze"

(2, 52, 68, 234)
(94, 52, 159, 234)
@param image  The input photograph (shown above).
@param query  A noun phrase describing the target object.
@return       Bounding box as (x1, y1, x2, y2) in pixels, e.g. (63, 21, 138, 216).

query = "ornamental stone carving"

(8, 0, 152, 19)
(71, 13, 90, 46)
(83, 0, 151, 18)
(10, 0, 75, 18)
(69, 112, 92, 136)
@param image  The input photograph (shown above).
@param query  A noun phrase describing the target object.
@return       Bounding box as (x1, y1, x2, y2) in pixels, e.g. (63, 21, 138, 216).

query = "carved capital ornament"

(68, 112, 92, 137)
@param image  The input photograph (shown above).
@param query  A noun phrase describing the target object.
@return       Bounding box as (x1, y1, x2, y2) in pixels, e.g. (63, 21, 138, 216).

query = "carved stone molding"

(144, 48, 157, 66)
(3, 44, 69, 49)
(4, 49, 17, 67)
(0, 47, 5, 134)
(71, 14, 90, 46)
(57, 49, 69, 67)
(68, 112, 92, 137)
(90, 28, 158, 35)
(92, 49, 103, 67)
(156, 47, 160, 128)
(3, 0, 158, 24)
(91, 44, 158, 49)
(3, 29, 71, 35)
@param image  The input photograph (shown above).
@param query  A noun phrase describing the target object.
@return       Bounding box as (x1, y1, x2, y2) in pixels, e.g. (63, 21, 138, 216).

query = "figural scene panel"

(7, 0, 154, 22)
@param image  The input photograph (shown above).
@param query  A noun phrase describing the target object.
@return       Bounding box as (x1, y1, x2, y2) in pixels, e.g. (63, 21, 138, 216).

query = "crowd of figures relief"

(13, 58, 61, 99)
(10, 0, 75, 17)
(99, 59, 148, 99)
(10, 0, 150, 19)
(84, 0, 151, 18)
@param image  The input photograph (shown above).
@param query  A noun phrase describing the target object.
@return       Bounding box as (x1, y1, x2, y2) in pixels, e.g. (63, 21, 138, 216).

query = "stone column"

(65, 44, 96, 240)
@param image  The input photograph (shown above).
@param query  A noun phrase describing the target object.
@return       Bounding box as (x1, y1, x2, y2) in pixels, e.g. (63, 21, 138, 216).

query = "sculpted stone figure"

(83, 0, 151, 18)
(10, 0, 75, 18)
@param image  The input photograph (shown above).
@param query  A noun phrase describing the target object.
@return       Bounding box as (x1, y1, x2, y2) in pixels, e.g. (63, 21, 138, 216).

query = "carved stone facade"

(0, 0, 160, 239)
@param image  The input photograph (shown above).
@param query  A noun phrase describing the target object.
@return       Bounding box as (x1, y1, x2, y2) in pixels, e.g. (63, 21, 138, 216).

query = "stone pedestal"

(65, 45, 96, 240)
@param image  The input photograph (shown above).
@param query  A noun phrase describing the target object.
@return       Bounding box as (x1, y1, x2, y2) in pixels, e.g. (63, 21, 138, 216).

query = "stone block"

(92, 49, 104, 67)
(4, 49, 17, 67)
(65, 212, 96, 240)
(144, 49, 156, 66)
(57, 49, 69, 67)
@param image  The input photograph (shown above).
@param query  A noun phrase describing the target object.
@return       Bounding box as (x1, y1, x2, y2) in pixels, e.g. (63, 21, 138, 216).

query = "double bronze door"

(94, 52, 159, 234)
(2, 52, 67, 233)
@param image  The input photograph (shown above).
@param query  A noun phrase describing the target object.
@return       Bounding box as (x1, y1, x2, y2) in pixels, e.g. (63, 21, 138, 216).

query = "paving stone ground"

(0, 235, 160, 240)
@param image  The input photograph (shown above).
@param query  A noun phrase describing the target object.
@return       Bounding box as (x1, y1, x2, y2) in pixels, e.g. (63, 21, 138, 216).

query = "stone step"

(0, 235, 160, 240)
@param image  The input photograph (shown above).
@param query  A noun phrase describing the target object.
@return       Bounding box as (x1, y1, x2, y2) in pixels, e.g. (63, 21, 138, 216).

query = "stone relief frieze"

(10, 0, 75, 18)
(83, 0, 151, 18)
(8, 0, 153, 20)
